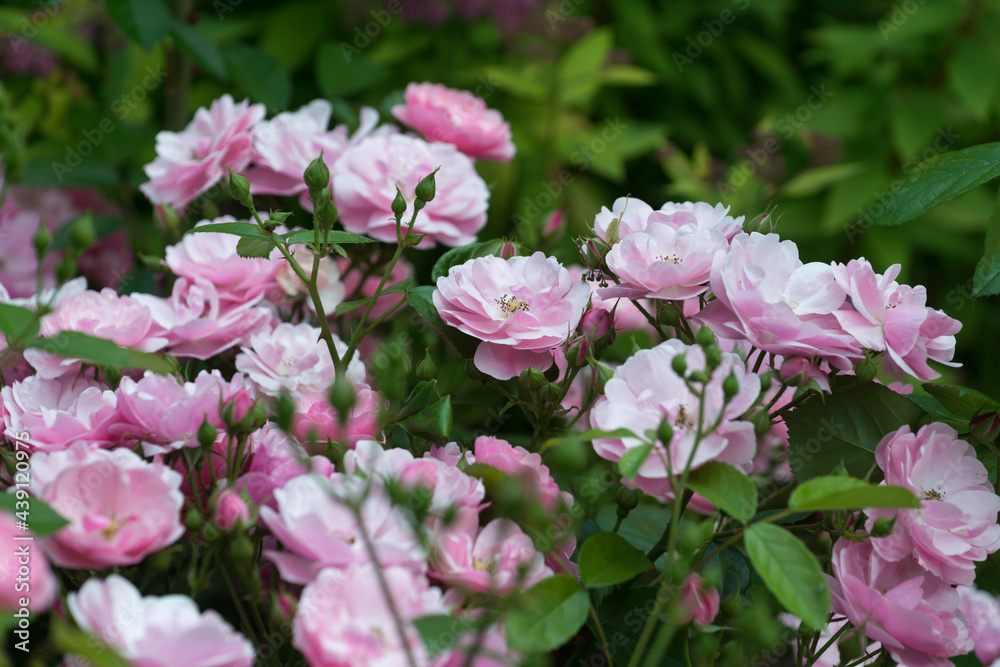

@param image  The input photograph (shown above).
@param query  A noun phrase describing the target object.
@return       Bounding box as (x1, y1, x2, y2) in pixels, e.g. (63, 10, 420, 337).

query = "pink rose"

(213, 489, 252, 532)
(959, 586, 1000, 664)
(294, 564, 446, 667)
(337, 253, 414, 320)
(594, 197, 744, 244)
(432, 622, 519, 667)
(291, 385, 383, 450)
(473, 436, 569, 513)
(67, 574, 255, 667)
(0, 512, 57, 612)
(333, 133, 489, 247)
(29, 444, 185, 569)
(828, 539, 972, 667)
(140, 94, 265, 212)
(233, 423, 334, 512)
(430, 518, 552, 593)
(865, 423, 1000, 585)
(434, 252, 590, 380)
(2, 375, 120, 453)
(677, 572, 720, 626)
(0, 202, 55, 298)
(275, 251, 346, 315)
(391, 82, 516, 162)
(261, 473, 425, 584)
(590, 339, 760, 502)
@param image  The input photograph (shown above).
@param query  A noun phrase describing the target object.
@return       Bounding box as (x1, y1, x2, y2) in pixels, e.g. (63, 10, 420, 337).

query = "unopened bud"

(870, 517, 896, 538)
(303, 152, 331, 191)
(227, 168, 252, 206)
(33, 223, 50, 256)
(391, 187, 407, 218)
(657, 415, 675, 444)
(671, 354, 687, 376)
(566, 336, 588, 367)
(69, 214, 95, 250)
(329, 374, 356, 424)
(417, 349, 436, 382)
(688, 370, 709, 384)
(197, 417, 217, 449)
(704, 345, 722, 370)
(749, 409, 772, 436)
(722, 372, 740, 399)
(273, 393, 295, 434)
(696, 326, 715, 348)
(615, 486, 640, 517)
(184, 509, 204, 531)
(414, 167, 439, 202)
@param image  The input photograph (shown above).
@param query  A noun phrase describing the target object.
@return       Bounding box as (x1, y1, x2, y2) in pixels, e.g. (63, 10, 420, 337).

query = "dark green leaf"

(171, 20, 228, 81)
(865, 143, 1000, 228)
(744, 523, 830, 629)
(618, 444, 652, 481)
(402, 396, 452, 440)
(394, 380, 442, 423)
(283, 229, 377, 245)
(789, 476, 920, 511)
(786, 381, 924, 482)
(334, 298, 375, 315)
(222, 43, 292, 112)
(0, 303, 40, 345)
(105, 0, 171, 51)
(26, 332, 174, 375)
(405, 286, 479, 359)
(686, 462, 758, 524)
(316, 41, 387, 98)
(541, 427, 640, 453)
(922, 383, 1000, 422)
(0, 494, 69, 537)
(431, 239, 508, 283)
(506, 575, 590, 653)
(188, 222, 270, 240)
(413, 615, 464, 658)
(235, 237, 276, 259)
(578, 532, 652, 587)
(973, 185, 1000, 298)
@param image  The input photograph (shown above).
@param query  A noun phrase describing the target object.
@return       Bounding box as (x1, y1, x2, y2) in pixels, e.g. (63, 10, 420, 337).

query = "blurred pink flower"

(865, 423, 1000, 586)
(392, 82, 515, 162)
(337, 253, 414, 320)
(828, 539, 972, 667)
(213, 489, 252, 532)
(430, 518, 552, 593)
(958, 586, 1000, 664)
(67, 574, 254, 667)
(434, 252, 590, 380)
(234, 423, 334, 512)
(275, 251, 346, 315)
(0, 512, 57, 612)
(590, 340, 760, 502)
(30, 444, 185, 569)
(291, 385, 383, 450)
(333, 133, 489, 247)
(473, 435, 570, 513)
(2, 375, 120, 453)
(294, 564, 446, 667)
(594, 197, 743, 243)
(140, 94, 265, 211)
(432, 622, 519, 667)
(677, 572, 720, 626)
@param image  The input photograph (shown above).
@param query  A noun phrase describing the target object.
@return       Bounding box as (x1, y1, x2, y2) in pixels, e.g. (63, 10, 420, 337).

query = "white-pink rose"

(2, 375, 120, 453)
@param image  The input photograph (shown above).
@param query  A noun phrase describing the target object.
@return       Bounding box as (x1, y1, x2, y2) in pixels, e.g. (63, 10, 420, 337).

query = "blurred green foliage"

(2, 0, 999, 398)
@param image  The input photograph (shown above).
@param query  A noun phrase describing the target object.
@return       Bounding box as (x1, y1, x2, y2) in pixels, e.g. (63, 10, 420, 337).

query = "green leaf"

(922, 383, 1000, 422)
(315, 41, 387, 98)
(51, 620, 133, 667)
(781, 163, 864, 198)
(786, 381, 924, 482)
(334, 297, 375, 315)
(618, 444, 652, 481)
(541, 427, 640, 453)
(686, 462, 758, 524)
(283, 229, 376, 245)
(188, 222, 271, 240)
(394, 380, 442, 423)
(413, 615, 463, 658)
(973, 186, 1000, 298)
(402, 396, 452, 441)
(0, 303, 40, 345)
(506, 575, 590, 653)
(431, 239, 508, 283)
(789, 476, 920, 511)
(171, 20, 228, 81)
(578, 532, 652, 587)
(600, 65, 657, 87)
(26, 332, 174, 375)
(405, 286, 479, 359)
(743, 523, 830, 629)
(222, 43, 292, 112)
(259, 1, 331, 71)
(864, 143, 1000, 228)
(558, 27, 612, 106)
(105, 0, 171, 51)
(0, 494, 69, 537)
(235, 237, 276, 259)
(948, 40, 997, 121)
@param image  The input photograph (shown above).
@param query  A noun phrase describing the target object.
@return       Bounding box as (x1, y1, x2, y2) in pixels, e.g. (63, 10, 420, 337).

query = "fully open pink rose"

(590, 339, 760, 501)
(865, 423, 1000, 585)
(434, 252, 590, 380)
(333, 133, 489, 247)
(594, 197, 744, 243)
(140, 94, 265, 211)
(430, 518, 552, 593)
(67, 574, 254, 667)
(828, 539, 972, 667)
(2, 375, 120, 453)
(262, 473, 425, 584)
(30, 444, 185, 569)
(391, 82, 516, 162)
(0, 512, 57, 612)
(294, 564, 446, 667)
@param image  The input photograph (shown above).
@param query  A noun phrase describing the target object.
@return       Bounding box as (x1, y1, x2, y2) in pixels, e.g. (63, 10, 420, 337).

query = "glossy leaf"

(744, 523, 830, 629)
(579, 532, 652, 587)
(686, 462, 758, 523)
(789, 476, 920, 511)
(431, 239, 510, 283)
(25, 332, 174, 375)
(506, 575, 589, 653)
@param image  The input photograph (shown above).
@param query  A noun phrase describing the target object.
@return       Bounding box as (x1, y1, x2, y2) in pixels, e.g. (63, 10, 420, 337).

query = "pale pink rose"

(473, 436, 570, 513)
(590, 339, 761, 502)
(696, 232, 861, 370)
(29, 444, 185, 569)
(0, 511, 57, 612)
(133, 277, 276, 360)
(0, 201, 55, 298)
(165, 218, 282, 304)
(677, 572, 720, 626)
(2, 375, 120, 453)
(275, 250, 346, 315)
(958, 586, 1000, 664)
(430, 518, 552, 593)
(261, 473, 425, 584)
(140, 94, 265, 211)
(291, 385, 383, 450)
(113, 370, 253, 457)
(434, 252, 590, 380)
(600, 223, 729, 300)
(213, 489, 252, 532)
(249, 101, 383, 200)
(391, 82, 515, 162)
(333, 133, 489, 247)
(67, 574, 254, 667)
(832, 258, 961, 381)
(234, 423, 334, 512)
(294, 564, 446, 667)
(865, 423, 1000, 586)
(24, 288, 168, 379)
(827, 539, 972, 667)
(594, 197, 744, 243)
(235, 322, 365, 397)
(337, 254, 414, 320)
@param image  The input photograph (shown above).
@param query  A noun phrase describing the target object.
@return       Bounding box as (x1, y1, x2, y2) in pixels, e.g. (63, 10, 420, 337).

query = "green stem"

(219, 562, 261, 645)
(804, 620, 849, 667)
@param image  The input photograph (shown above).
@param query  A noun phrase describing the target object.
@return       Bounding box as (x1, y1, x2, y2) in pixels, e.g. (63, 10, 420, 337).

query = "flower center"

(656, 254, 681, 264)
(495, 294, 530, 318)
(473, 557, 496, 573)
(674, 405, 696, 431)
(922, 488, 943, 501)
